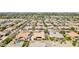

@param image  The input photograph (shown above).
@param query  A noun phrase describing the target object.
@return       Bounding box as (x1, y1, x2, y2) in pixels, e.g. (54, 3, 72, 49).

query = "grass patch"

(22, 41, 29, 47)
(0, 37, 12, 47)
(50, 37, 54, 41)
(64, 36, 72, 41)
(72, 40, 77, 46)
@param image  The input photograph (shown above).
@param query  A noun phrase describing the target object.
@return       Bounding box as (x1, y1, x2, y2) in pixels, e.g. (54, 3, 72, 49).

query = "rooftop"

(67, 31, 79, 38)
(16, 32, 29, 39)
(49, 29, 64, 38)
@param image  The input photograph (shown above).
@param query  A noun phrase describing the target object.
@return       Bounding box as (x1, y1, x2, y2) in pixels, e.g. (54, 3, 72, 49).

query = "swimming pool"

(15, 39, 24, 46)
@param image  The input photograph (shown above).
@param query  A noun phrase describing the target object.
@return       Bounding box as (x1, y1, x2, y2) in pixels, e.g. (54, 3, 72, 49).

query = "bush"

(44, 29, 48, 34)
(0, 26, 6, 31)
(60, 31, 65, 34)
(22, 41, 29, 47)
(45, 35, 49, 40)
(50, 37, 54, 41)
(22, 42, 27, 47)
(72, 41, 77, 46)
(64, 36, 72, 41)
(70, 27, 75, 31)
(25, 41, 29, 47)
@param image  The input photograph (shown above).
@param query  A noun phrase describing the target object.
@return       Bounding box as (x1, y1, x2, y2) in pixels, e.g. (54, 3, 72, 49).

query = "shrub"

(22, 41, 27, 47)
(50, 37, 54, 41)
(44, 29, 48, 34)
(72, 41, 77, 46)
(0, 26, 6, 31)
(60, 31, 65, 34)
(64, 36, 72, 41)
(70, 27, 75, 31)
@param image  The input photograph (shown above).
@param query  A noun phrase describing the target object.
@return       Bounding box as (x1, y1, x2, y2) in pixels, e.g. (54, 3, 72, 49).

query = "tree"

(72, 40, 77, 46)
(64, 36, 72, 41)
(50, 37, 54, 41)
(44, 29, 48, 34)
(0, 26, 6, 31)
(60, 31, 65, 34)
(70, 27, 75, 31)
(0, 37, 12, 47)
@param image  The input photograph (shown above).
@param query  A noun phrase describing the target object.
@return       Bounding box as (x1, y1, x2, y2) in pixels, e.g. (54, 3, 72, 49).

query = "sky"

(0, 0, 79, 12)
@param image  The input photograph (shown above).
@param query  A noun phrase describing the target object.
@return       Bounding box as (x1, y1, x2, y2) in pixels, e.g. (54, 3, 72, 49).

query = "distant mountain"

(0, 12, 79, 16)
(0, 12, 79, 19)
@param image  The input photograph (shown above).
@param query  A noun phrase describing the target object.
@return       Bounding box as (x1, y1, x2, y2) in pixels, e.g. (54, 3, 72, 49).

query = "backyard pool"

(15, 39, 24, 46)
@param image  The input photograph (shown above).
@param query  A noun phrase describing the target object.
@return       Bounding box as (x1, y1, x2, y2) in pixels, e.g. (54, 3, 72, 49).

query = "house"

(16, 32, 29, 40)
(0, 32, 5, 36)
(0, 30, 10, 36)
(37, 22, 44, 26)
(35, 26, 44, 30)
(45, 23, 52, 26)
(66, 31, 79, 40)
(3, 30, 11, 36)
(0, 32, 5, 39)
(5, 27, 14, 31)
(24, 26, 32, 30)
(48, 29, 64, 40)
(31, 31, 45, 40)
(48, 26, 54, 29)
